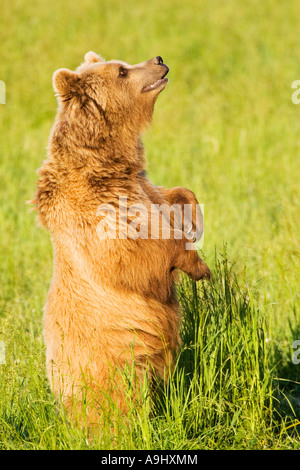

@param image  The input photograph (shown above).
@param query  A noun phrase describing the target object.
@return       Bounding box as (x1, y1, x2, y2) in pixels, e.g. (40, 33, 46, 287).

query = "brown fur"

(33, 52, 211, 429)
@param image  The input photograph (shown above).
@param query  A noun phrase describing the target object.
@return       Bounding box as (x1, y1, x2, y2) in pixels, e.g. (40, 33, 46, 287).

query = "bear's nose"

(156, 56, 164, 65)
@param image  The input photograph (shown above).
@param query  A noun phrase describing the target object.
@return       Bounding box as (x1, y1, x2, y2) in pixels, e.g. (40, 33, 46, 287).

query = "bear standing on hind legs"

(33, 52, 211, 429)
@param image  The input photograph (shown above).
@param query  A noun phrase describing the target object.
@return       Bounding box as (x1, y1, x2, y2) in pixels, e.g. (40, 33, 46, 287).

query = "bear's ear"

(53, 68, 81, 96)
(84, 51, 105, 64)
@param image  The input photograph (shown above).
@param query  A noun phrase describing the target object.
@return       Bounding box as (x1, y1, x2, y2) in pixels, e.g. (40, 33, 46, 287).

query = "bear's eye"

(119, 66, 128, 77)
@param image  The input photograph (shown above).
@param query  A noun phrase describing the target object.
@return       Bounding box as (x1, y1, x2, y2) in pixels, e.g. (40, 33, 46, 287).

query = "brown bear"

(33, 52, 211, 429)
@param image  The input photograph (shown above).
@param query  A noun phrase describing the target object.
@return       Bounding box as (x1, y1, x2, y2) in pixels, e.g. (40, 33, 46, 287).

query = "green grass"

(1, 0, 300, 449)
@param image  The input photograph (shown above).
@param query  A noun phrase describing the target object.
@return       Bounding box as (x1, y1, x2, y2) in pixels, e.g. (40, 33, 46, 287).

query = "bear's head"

(52, 52, 169, 146)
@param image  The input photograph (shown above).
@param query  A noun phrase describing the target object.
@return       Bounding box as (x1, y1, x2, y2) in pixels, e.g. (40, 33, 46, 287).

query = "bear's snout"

(156, 56, 164, 65)
(141, 57, 169, 94)
(154, 56, 169, 77)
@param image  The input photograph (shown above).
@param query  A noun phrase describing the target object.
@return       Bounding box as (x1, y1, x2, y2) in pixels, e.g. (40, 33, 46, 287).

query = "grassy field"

(0, 0, 300, 450)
